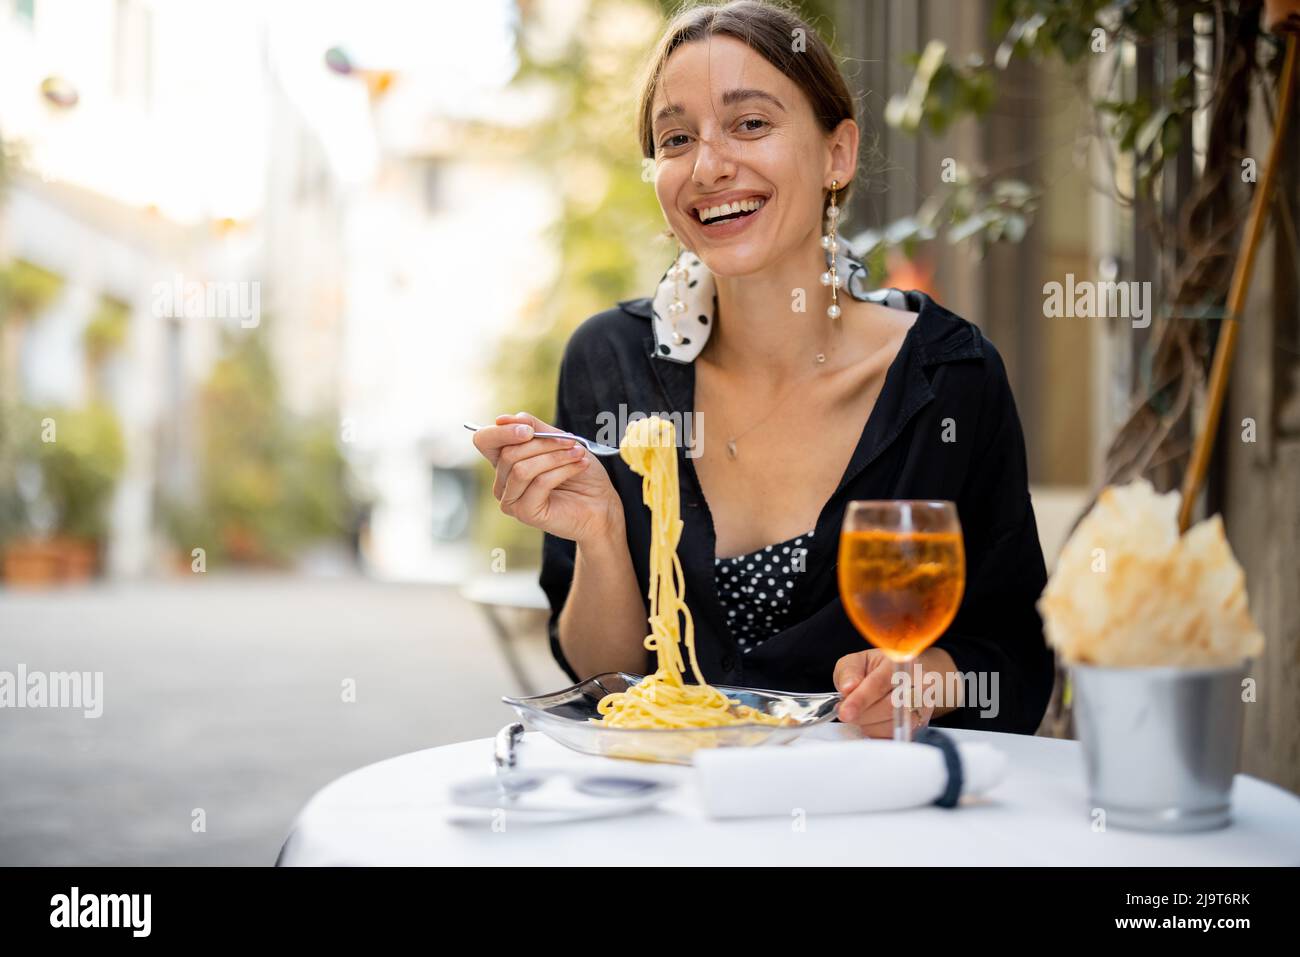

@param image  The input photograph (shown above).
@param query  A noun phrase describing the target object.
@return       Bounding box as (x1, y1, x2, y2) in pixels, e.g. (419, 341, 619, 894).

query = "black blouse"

(538, 288, 1055, 734)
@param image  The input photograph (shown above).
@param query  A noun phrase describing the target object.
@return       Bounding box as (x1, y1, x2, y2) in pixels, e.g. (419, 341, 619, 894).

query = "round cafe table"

(277, 725, 1300, 866)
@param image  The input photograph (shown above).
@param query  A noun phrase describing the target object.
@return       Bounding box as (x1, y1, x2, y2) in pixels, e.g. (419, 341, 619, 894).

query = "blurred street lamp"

(39, 76, 78, 109)
(324, 46, 353, 75)
(323, 45, 395, 99)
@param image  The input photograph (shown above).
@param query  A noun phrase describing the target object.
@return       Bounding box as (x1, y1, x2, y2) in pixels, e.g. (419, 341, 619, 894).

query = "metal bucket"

(1071, 662, 1249, 832)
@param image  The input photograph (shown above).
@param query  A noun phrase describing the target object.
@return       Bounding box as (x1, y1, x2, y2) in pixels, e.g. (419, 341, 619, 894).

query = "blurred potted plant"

(83, 294, 130, 397)
(0, 258, 65, 405)
(161, 328, 351, 569)
(0, 402, 31, 565)
(1, 403, 125, 585)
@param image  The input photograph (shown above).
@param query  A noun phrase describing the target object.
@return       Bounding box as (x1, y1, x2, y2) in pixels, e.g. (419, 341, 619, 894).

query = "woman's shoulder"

(887, 289, 988, 367)
(560, 287, 1008, 385)
(892, 291, 1028, 443)
(876, 288, 1020, 411)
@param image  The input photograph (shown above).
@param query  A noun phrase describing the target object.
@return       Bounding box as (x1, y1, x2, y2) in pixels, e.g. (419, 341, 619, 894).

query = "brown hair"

(636, 0, 859, 208)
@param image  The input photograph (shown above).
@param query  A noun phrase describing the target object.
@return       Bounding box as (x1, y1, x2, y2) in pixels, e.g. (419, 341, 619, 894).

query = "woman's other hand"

(832, 648, 937, 738)
(472, 412, 624, 545)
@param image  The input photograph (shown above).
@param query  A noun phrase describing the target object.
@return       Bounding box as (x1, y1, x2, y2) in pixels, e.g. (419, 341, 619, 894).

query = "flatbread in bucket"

(1037, 479, 1264, 667)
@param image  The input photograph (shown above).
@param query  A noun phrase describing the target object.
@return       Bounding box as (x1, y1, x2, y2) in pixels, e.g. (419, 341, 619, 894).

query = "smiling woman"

(473, 0, 1056, 738)
(638, 1, 858, 288)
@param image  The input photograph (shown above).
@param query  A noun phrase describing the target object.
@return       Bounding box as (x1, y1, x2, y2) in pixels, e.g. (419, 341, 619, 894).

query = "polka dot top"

(714, 528, 816, 653)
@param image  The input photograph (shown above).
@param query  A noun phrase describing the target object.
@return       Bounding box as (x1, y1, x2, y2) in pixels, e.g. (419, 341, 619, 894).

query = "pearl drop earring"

(667, 243, 689, 344)
(819, 179, 843, 321)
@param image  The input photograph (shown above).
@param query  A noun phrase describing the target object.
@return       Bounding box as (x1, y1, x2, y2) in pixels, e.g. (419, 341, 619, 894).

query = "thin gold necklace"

(708, 317, 843, 460)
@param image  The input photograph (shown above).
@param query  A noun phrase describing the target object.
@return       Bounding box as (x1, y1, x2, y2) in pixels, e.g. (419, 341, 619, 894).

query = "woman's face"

(650, 35, 853, 278)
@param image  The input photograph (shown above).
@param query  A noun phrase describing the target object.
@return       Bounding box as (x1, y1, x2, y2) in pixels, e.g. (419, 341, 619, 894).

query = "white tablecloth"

(277, 725, 1300, 866)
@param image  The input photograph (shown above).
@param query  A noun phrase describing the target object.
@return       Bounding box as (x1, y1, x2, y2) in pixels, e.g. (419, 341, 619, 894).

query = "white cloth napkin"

(693, 739, 1007, 818)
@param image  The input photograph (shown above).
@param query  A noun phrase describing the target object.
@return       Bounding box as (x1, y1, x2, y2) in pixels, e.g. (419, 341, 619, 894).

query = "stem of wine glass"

(893, 656, 911, 743)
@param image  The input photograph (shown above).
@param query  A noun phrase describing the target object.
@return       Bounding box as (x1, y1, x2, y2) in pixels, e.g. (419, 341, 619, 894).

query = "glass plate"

(502, 672, 841, 765)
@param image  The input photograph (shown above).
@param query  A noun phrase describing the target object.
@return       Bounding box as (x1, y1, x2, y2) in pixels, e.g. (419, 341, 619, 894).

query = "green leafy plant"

(83, 295, 130, 362)
(871, 0, 1288, 494)
(162, 327, 351, 566)
(0, 258, 64, 321)
(23, 403, 126, 541)
(877, 0, 1295, 741)
(0, 401, 30, 546)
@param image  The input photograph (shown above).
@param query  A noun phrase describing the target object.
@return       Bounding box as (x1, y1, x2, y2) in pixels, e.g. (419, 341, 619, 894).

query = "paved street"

(0, 574, 567, 865)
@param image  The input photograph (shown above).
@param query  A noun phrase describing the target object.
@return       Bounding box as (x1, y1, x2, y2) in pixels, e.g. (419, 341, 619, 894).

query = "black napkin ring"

(913, 727, 962, 808)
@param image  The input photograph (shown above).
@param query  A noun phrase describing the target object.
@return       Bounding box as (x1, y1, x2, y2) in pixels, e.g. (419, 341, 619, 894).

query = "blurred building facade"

(1, 0, 272, 576)
(1, 0, 552, 583)
(329, 79, 556, 582)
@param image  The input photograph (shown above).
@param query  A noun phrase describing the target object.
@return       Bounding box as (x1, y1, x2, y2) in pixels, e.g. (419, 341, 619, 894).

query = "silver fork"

(463, 421, 620, 457)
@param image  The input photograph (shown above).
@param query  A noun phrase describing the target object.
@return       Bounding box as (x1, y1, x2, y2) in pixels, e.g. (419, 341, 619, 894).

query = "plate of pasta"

(504, 414, 838, 764)
(502, 672, 841, 765)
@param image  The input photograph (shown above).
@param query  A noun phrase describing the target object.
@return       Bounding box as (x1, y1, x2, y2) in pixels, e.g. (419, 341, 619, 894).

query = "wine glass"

(837, 501, 966, 742)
